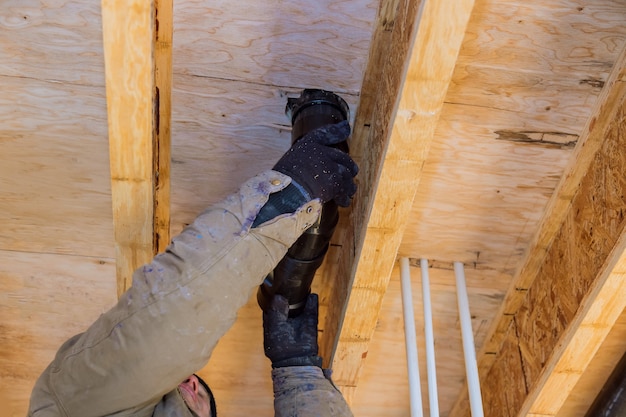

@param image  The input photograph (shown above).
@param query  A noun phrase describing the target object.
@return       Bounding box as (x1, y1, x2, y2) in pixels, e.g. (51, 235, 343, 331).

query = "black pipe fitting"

(257, 89, 350, 317)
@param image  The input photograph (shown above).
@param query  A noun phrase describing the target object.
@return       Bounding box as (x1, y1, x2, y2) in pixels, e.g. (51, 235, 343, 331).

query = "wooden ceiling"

(1, 1, 625, 417)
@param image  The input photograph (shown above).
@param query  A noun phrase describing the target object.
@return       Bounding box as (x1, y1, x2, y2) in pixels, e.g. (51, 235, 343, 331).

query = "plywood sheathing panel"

(0, 1, 105, 86)
(403, 0, 626, 269)
(402, 104, 575, 269)
(0, 251, 116, 417)
(172, 0, 378, 93)
(0, 76, 112, 258)
(167, 0, 376, 232)
(1, 3, 114, 414)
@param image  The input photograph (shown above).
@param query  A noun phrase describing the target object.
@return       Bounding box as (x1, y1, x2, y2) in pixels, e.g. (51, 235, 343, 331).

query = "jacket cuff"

(252, 179, 311, 227)
(272, 355, 323, 369)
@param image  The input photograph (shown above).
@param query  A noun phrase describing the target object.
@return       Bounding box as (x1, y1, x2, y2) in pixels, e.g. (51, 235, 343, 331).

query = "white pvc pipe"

(420, 259, 440, 416)
(453, 261, 484, 417)
(400, 257, 424, 417)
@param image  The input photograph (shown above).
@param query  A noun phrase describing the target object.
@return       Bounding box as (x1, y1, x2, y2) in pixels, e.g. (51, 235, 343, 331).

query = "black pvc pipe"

(257, 89, 350, 317)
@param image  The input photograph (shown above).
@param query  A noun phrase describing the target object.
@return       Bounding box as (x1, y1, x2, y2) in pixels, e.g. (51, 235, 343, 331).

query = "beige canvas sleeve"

(28, 171, 322, 417)
(272, 366, 354, 417)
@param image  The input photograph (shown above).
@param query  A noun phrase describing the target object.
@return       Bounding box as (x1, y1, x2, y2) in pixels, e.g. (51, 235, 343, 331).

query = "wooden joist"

(318, 0, 475, 400)
(450, 44, 626, 417)
(101, 0, 172, 296)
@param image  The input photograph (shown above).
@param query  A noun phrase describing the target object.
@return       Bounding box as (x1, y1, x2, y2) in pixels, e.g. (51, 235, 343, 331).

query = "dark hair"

(194, 374, 217, 417)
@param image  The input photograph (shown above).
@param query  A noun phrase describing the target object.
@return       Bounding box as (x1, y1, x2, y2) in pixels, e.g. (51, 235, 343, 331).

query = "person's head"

(178, 374, 217, 417)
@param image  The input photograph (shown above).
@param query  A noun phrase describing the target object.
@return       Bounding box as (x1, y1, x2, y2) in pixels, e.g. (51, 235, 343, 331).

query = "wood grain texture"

(401, 103, 575, 271)
(556, 309, 626, 417)
(153, 0, 173, 253)
(319, 0, 421, 379)
(323, 0, 476, 394)
(0, 0, 105, 86)
(5, 0, 626, 415)
(0, 75, 113, 257)
(0, 251, 116, 417)
(455, 0, 626, 77)
(172, 0, 378, 93)
(102, 0, 173, 295)
(469, 45, 626, 417)
(350, 0, 401, 140)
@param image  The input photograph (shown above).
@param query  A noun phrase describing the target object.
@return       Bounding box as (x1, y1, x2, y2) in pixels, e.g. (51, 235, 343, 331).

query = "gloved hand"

(273, 121, 358, 207)
(263, 293, 322, 368)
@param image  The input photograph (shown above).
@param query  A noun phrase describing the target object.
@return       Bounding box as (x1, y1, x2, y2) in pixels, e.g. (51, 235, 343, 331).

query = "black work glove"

(273, 121, 358, 207)
(263, 294, 323, 369)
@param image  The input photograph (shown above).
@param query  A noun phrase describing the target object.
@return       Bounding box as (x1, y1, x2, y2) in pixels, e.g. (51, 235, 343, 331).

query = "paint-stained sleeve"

(28, 171, 323, 417)
(272, 366, 354, 417)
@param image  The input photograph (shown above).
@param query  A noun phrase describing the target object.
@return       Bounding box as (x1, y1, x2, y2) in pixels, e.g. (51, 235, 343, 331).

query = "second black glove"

(263, 294, 322, 368)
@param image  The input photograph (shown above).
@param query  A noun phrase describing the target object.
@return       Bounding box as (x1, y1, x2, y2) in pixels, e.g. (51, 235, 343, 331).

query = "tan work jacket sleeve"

(272, 366, 354, 417)
(28, 171, 322, 417)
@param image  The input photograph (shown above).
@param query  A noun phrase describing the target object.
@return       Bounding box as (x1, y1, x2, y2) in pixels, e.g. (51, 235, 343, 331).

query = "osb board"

(0, 251, 117, 417)
(352, 262, 505, 416)
(480, 317, 527, 417)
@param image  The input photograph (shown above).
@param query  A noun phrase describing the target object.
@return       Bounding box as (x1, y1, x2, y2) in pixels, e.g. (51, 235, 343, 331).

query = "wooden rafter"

(101, 0, 172, 297)
(317, 0, 475, 401)
(450, 45, 626, 417)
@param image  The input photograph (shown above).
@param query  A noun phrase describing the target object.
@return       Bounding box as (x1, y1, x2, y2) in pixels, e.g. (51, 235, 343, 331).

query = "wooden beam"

(152, 0, 173, 255)
(450, 44, 626, 417)
(101, 0, 172, 297)
(317, 0, 475, 399)
(317, 0, 415, 374)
